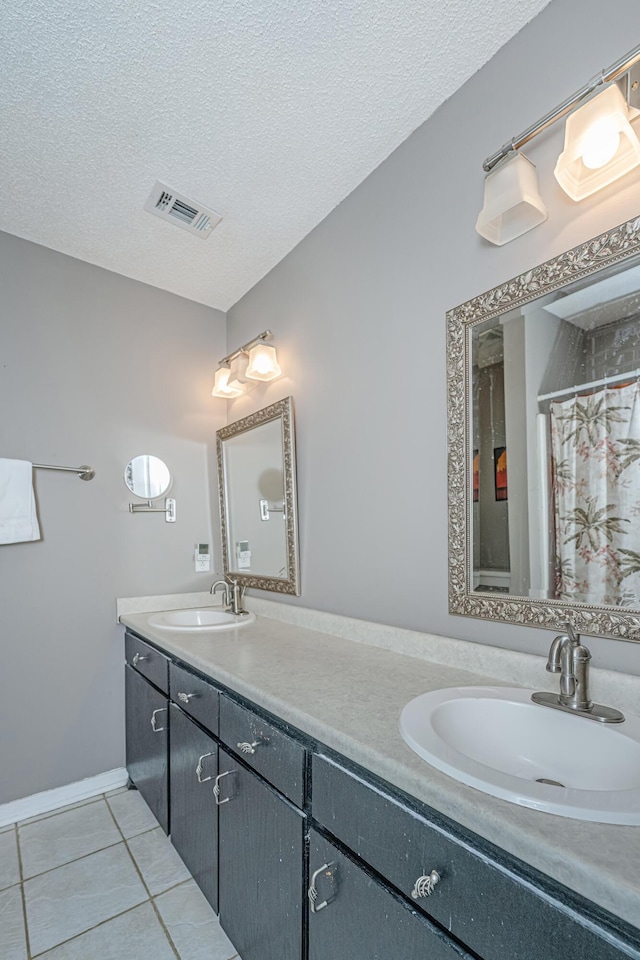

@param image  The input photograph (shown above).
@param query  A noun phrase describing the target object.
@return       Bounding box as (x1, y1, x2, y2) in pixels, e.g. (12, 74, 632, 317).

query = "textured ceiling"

(1, 0, 551, 311)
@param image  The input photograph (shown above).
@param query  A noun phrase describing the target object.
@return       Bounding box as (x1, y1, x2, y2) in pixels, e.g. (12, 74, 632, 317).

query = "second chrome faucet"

(532, 623, 624, 723)
(210, 578, 250, 617)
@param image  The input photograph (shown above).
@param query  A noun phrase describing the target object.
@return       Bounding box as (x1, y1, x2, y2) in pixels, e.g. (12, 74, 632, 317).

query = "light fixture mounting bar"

(482, 43, 640, 172)
(219, 330, 273, 366)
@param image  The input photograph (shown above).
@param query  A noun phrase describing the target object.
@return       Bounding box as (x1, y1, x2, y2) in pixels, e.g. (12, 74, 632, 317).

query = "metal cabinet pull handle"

(411, 871, 441, 899)
(132, 652, 148, 667)
(177, 692, 197, 704)
(196, 752, 214, 783)
(237, 739, 265, 755)
(308, 862, 336, 913)
(150, 708, 166, 732)
(213, 770, 235, 805)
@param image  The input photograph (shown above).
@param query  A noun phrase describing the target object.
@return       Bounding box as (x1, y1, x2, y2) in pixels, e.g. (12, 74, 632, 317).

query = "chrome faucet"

(532, 624, 624, 723)
(210, 579, 229, 607)
(547, 622, 592, 711)
(209, 578, 249, 617)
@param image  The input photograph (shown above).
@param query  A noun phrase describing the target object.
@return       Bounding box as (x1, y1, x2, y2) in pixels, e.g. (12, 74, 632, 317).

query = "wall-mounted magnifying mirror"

(124, 455, 172, 499)
(125, 455, 176, 522)
(217, 397, 300, 594)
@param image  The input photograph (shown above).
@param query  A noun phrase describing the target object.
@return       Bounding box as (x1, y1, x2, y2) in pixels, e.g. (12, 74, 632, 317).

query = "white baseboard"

(0, 768, 129, 829)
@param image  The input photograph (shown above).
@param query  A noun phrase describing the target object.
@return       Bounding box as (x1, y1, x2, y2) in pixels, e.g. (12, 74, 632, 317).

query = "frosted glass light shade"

(475, 153, 547, 246)
(554, 85, 640, 201)
(211, 365, 244, 398)
(245, 342, 282, 381)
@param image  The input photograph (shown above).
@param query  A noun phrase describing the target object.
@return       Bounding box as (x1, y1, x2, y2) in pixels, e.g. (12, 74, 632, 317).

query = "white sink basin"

(147, 608, 256, 632)
(400, 686, 640, 824)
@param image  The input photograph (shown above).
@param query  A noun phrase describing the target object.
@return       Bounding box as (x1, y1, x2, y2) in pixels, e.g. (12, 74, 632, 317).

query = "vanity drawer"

(312, 754, 639, 960)
(169, 662, 219, 736)
(125, 632, 169, 694)
(219, 695, 306, 807)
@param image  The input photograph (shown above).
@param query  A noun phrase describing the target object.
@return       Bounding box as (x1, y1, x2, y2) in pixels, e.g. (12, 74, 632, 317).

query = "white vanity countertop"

(120, 606, 640, 931)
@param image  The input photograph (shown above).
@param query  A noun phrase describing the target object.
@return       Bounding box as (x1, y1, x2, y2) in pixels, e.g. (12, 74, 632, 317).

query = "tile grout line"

(104, 792, 181, 960)
(13, 789, 229, 960)
(20, 799, 163, 884)
(29, 899, 158, 959)
(20, 837, 123, 883)
(14, 821, 33, 960)
(21, 821, 164, 882)
(25, 792, 155, 960)
(148, 896, 182, 960)
(24, 791, 157, 958)
(0, 881, 21, 896)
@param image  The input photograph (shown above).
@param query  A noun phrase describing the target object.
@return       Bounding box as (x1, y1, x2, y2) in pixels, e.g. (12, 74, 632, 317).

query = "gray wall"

(0, 232, 226, 803)
(226, 0, 640, 674)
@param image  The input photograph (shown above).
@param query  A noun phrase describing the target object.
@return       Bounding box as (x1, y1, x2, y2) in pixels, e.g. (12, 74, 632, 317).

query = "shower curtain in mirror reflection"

(551, 381, 640, 606)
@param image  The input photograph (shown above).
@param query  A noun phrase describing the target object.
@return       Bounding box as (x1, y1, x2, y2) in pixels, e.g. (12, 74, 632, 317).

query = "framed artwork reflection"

(473, 449, 479, 503)
(494, 446, 507, 501)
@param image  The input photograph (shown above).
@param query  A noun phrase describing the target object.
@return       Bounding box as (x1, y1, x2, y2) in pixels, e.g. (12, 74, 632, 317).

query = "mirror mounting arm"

(128, 498, 176, 523)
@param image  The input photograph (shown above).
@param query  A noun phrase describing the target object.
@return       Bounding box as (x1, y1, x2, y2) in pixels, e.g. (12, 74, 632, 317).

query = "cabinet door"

(217, 747, 305, 960)
(125, 664, 169, 833)
(308, 830, 473, 960)
(169, 704, 218, 911)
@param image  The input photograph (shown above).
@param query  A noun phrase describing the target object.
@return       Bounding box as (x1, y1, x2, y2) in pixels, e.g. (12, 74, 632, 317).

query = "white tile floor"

(0, 788, 239, 960)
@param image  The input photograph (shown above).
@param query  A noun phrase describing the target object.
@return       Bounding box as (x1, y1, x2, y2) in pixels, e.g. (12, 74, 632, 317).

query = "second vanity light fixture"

(212, 330, 282, 399)
(476, 43, 640, 245)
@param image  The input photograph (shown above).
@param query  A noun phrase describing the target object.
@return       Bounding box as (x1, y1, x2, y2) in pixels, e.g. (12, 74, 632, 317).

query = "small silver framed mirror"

(217, 397, 300, 594)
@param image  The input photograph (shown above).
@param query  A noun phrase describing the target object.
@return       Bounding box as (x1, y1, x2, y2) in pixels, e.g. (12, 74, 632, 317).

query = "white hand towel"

(0, 459, 41, 544)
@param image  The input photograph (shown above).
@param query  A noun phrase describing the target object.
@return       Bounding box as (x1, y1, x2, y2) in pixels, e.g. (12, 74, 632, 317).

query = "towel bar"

(33, 463, 95, 481)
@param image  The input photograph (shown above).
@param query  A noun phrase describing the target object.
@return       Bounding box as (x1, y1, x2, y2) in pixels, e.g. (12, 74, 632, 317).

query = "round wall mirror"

(124, 455, 171, 500)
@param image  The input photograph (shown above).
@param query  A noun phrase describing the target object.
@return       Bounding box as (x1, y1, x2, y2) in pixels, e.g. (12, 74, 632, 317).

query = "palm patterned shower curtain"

(550, 381, 640, 606)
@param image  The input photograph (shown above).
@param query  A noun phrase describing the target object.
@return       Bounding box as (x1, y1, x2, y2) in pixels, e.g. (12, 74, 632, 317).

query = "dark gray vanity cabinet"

(217, 745, 306, 960)
(124, 663, 169, 833)
(123, 629, 640, 960)
(308, 829, 473, 960)
(169, 704, 218, 910)
(311, 754, 640, 960)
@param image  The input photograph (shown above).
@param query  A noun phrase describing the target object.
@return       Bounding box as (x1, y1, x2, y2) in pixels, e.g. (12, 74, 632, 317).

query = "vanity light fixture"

(245, 341, 281, 381)
(477, 43, 640, 245)
(211, 330, 282, 399)
(475, 152, 547, 245)
(212, 364, 244, 399)
(554, 85, 640, 200)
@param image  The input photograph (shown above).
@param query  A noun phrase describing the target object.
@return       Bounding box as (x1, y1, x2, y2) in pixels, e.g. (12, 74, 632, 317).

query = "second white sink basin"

(147, 608, 256, 631)
(400, 686, 640, 824)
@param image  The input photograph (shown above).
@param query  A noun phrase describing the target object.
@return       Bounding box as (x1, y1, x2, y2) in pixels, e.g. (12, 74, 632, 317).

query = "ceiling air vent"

(143, 181, 222, 238)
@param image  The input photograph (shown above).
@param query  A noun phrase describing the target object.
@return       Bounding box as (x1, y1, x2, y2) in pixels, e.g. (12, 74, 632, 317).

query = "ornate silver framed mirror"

(447, 214, 640, 641)
(217, 396, 300, 595)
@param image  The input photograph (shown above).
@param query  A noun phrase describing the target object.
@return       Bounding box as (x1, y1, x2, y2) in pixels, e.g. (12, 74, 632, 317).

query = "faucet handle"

(561, 621, 579, 644)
